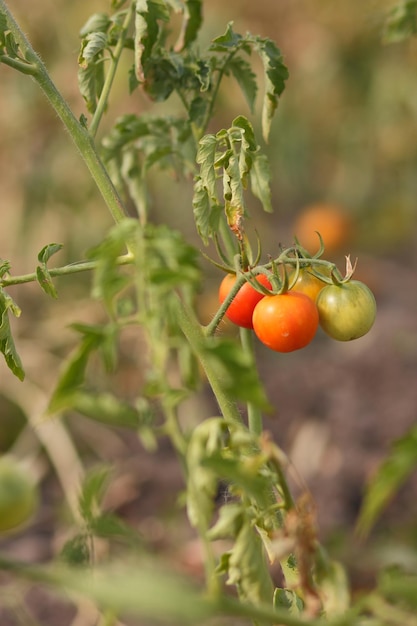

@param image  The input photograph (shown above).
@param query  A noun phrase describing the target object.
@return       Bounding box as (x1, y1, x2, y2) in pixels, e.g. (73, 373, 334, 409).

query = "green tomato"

(316, 280, 376, 341)
(0, 456, 38, 533)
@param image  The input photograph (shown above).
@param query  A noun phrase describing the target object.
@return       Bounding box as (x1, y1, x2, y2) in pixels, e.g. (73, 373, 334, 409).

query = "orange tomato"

(292, 203, 353, 254)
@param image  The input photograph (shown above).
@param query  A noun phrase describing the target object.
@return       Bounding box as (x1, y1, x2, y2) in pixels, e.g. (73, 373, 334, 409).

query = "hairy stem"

(89, 1, 136, 137)
(175, 297, 243, 428)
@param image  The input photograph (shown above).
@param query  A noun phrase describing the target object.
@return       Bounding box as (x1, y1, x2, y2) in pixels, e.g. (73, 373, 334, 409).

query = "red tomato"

(218, 273, 271, 329)
(252, 292, 319, 352)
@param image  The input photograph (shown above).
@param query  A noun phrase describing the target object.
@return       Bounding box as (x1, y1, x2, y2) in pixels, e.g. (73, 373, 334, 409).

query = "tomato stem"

(240, 327, 263, 436)
(0, 0, 129, 231)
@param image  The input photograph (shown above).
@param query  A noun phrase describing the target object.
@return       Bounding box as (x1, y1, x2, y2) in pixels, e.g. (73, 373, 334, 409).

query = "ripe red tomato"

(218, 273, 271, 329)
(289, 269, 327, 302)
(316, 280, 376, 341)
(252, 292, 319, 352)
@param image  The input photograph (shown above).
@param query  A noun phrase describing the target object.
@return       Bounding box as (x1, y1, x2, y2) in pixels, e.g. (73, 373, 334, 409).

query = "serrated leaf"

(228, 56, 258, 112)
(210, 22, 243, 52)
(250, 153, 272, 213)
(357, 425, 417, 537)
(36, 265, 58, 299)
(196, 134, 218, 200)
(253, 37, 289, 142)
(4, 30, 19, 58)
(383, 0, 417, 43)
(0, 289, 24, 381)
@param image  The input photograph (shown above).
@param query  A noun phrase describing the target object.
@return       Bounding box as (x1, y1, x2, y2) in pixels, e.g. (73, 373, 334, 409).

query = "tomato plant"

(218, 273, 271, 329)
(252, 291, 319, 352)
(317, 279, 377, 341)
(0, 456, 38, 533)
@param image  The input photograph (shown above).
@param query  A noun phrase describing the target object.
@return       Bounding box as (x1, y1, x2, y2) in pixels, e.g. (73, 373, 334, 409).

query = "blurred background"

(1, 0, 417, 618)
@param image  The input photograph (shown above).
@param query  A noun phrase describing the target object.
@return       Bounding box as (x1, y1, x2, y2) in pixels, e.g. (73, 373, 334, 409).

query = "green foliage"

(357, 425, 417, 537)
(0, 288, 24, 381)
(193, 116, 272, 245)
(383, 0, 417, 43)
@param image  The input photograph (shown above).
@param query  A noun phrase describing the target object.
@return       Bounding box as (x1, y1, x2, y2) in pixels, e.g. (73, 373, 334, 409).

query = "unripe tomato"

(316, 280, 376, 341)
(289, 269, 327, 302)
(252, 292, 319, 352)
(218, 273, 271, 329)
(0, 456, 38, 534)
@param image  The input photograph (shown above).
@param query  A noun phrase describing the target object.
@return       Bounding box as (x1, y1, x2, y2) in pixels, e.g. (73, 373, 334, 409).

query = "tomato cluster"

(218, 267, 376, 353)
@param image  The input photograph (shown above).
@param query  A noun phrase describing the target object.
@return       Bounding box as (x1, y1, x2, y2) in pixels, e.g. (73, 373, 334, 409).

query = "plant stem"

(0, 255, 133, 288)
(89, 2, 136, 138)
(175, 297, 243, 428)
(240, 327, 263, 435)
(0, 0, 128, 227)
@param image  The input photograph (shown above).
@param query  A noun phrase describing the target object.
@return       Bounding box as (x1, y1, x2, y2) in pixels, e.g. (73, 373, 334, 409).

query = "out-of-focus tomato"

(293, 203, 353, 254)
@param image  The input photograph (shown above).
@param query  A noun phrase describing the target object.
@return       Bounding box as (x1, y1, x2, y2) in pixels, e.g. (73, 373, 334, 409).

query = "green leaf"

(78, 58, 105, 113)
(383, 0, 417, 43)
(47, 330, 104, 414)
(207, 503, 244, 540)
(79, 465, 112, 524)
(134, 0, 170, 82)
(196, 134, 218, 200)
(192, 176, 221, 245)
(186, 418, 227, 530)
(226, 519, 274, 605)
(0, 10, 8, 48)
(252, 36, 289, 142)
(70, 391, 152, 429)
(174, 0, 203, 50)
(357, 425, 417, 537)
(78, 31, 108, 68)
(0, 289, 24, 381)
(90, 512, 142, 543)
(37, 242, 64, 264)
(60, 534, 90, 566)
(228, 56, 258, 113)
(79, 13, 111, 37)
(250, 152, 273, 213)
(36, 266, 58, 299)
(273, 588, 304, 615)
(202, 337, 271, 410)
(210, 22, 243, 52)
